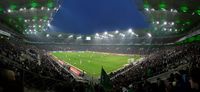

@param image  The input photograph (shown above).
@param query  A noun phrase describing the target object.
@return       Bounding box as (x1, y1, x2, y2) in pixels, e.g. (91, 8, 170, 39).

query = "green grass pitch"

(51, 51, 142, 78)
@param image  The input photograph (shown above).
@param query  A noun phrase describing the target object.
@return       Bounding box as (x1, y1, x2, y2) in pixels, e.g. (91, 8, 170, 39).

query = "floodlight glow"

(163, 28, 167, 31)
(169, 29, 172, 32)
(147, 33, 152, 37)
(175, 29, 178, 32)
(95, 33, 99, 36)
(128, 29, 133, 33)
(104, 32, 108, 35)
(162, 9, 166, 11)
(24, 20, 27, 22)
(58, 34, 62, 37)
(131, 32, 135, 35)
(174, 9, 178, 13)
(8, 9, 12, 13)
(164, 21, 167, 25)
(39, 25, 42, 28)
(109, 34, 114, 37)
(170, 9, 173, 12)
(47, 8, 50, 11)
(54, 7, 56, 10)
(156, 21, 159, 24)
(171, 22, 174, 25)
(68, 35, 73, 38)
(77, 36, 82, 40)
(145, 8, 149, 11)
(115, 30, 119, 34)
(46, 34, 50, 37)
(30, 8, 35, 10)
(41, 7, 44, 10)
(47, 23, 51, 27)
(95, 36, 101, 39)
(191, 12, 195, 15)
(29, 29, 32, 32)
(119, 33, 125, 37)
(151, 8, 155, 11)
(19, 8, 23, 11)
(86, 37, 91, 40)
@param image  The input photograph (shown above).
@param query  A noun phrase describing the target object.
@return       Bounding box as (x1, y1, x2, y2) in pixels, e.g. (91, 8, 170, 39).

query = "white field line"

(49, 51, 141, 76)
(49, 52, 86, 74)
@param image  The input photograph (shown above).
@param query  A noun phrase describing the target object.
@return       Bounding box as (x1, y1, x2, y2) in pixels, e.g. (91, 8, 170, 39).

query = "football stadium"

(0, 0, 200, 92)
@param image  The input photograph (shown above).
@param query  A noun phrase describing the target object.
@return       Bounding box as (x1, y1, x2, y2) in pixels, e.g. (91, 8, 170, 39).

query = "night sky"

(52, 0, 149, 34)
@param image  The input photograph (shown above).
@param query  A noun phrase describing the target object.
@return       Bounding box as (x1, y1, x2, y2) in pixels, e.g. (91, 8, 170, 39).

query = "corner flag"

(100, 67, 112, 91)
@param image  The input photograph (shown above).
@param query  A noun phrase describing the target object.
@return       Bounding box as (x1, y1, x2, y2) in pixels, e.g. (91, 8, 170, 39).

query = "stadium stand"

(0, 0, 200, 92)
(1, 35, 200, 92)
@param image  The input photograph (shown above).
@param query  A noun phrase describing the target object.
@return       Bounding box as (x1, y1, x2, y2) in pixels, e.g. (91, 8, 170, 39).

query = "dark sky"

(52, 0, 149, 34)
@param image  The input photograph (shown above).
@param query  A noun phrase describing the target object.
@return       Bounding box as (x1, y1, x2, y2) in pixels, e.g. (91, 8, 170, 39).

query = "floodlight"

(171, 22, 174, 25)
(104, 32, 108, 35)
(58, 34, 62, 37)
(30, 8, 35, 10)
(163, 28, 167, 31)
(170, 9, 174, 12)
(156, 21, 159, 24)
(120, 33, 125, 37)
(115, 30, 119, 34)
(41, 7, 44, 10)
(128, 29, 133, 33)
(109, 34, 114, 37)
(46, 34, 50, 37)
(164, 21, 167, 25)
(151, 8, 155, 11)
(86, 36, 91, 40)
(147, 33, 152, 37)
(95, 33, 99, 36)
(68, 35, 73, 38)
(8, 9, 12, 13)
(19, 8, 23, 11)
(77, 36, 82, 40)
(145, 8, 149, 11)
(173, 9, 178, 13)
(47, 23, 51, 27)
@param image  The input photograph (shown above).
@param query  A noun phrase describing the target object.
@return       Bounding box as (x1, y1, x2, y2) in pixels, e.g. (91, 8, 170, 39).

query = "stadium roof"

(136, 0, 200, 36)
(0, 0, 200, 44)
(0, 0, 59, 34)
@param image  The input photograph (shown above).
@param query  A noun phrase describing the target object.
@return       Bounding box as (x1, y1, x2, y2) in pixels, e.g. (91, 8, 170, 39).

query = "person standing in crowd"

(189, 67, 200, 92)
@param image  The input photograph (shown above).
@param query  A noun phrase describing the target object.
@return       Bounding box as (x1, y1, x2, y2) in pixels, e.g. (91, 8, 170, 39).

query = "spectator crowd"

(0, 38, 200, 92)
